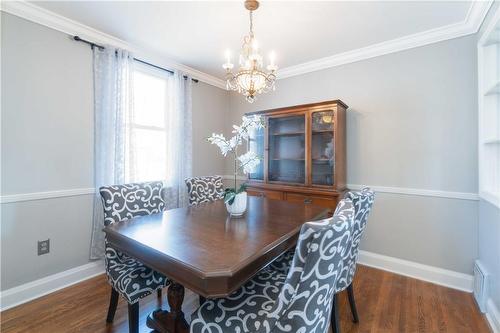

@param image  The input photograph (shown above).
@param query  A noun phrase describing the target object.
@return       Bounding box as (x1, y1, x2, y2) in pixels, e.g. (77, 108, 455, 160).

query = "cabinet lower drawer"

(247, 189, 283, 200)
(285, 193, 337, 208)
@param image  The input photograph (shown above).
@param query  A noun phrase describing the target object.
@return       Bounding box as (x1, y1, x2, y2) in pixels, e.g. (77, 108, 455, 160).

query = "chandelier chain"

(249, 11, 254, 36)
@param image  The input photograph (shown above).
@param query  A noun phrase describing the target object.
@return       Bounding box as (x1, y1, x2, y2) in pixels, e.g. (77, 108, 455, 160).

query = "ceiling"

(30, 1, 474, 79)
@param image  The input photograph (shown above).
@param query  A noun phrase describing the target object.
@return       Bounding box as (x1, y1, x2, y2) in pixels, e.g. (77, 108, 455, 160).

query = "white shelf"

(483, 138, 500, 144)
(484, 28, 500, 46)
(484, 80, 500, 96)
(480, 190, 500, 209)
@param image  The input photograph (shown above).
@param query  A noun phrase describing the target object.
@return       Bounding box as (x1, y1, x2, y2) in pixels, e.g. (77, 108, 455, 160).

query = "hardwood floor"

(0, 265, 491, 333)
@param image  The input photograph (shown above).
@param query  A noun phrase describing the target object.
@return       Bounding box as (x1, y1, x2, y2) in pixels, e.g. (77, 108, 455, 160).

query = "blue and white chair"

(190, 198, 356, 333)
(185, 175, 224, 206)
(99, 181, 170, 333)
(269, 187, 375, 332)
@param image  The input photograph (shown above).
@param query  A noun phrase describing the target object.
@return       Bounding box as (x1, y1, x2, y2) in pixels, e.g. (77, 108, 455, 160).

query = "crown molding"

(1, 1, 492, 87)
(278, 1, 493, 79)
(0, 0, 226, 89)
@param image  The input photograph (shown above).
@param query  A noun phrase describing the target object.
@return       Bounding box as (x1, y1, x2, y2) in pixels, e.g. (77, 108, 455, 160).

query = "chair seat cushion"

(268, 250, 295, 275)
(190, 267, 287, 333)
(105, 245, 170, 304)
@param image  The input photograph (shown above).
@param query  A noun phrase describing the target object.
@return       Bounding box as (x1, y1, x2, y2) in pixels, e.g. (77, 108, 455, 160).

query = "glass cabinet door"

(268, 115, 305, 184)
(248, 125, 265, 180)
(311, 111, 334, 186)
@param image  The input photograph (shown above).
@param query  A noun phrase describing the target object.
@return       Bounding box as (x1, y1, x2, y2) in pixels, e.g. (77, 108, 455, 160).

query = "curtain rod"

(73, 36, 199, 83)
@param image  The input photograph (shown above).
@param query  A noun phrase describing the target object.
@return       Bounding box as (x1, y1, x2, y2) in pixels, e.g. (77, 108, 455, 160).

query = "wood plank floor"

(0, 265, 491, 333)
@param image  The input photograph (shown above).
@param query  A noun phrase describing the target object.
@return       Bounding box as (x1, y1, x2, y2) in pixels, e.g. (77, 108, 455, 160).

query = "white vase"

(226, 191, 248, 217)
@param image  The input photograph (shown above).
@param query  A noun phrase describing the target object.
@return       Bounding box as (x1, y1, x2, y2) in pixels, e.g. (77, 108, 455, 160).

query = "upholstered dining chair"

(99, 181, 170, 333)
(190, 198, 356, 333)
(269, 187, 375, 333)
(185, 175, 224, 205)
(185, 175, 225, 305)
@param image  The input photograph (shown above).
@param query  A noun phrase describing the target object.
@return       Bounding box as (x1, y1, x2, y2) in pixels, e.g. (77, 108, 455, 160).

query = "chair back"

(335, 187, 375, 292)
(185, 176, 224, 205)
(99, 181, 165, 226)
(266, 198, 356, 333)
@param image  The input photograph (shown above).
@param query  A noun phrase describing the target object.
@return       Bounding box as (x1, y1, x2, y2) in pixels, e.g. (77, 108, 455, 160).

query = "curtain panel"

(163, 71, 193, 209)
(90, 46, 134, 260)
(89, 48, 193, 259)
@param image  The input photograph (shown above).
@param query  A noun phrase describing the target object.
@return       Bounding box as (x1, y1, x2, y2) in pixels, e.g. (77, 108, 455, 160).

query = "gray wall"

(477, 0, 500, 314)
(227, 35, 478, 274)
(0, 9, 481, 291)
(0, 13, 228, 290)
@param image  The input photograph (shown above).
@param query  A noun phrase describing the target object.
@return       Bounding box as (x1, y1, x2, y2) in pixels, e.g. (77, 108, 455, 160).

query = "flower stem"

(233, 148, 237, 192)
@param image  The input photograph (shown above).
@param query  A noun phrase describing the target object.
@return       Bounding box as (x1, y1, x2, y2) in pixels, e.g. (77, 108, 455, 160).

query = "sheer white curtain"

(163, 71, 193, 209)
(90, 46, 134, 259)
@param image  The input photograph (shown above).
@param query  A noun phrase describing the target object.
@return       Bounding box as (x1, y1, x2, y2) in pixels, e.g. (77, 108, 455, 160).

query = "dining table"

(103, 196, 330, 333)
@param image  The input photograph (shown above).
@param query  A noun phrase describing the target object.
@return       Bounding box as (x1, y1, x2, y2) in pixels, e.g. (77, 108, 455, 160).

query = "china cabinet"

(246, 100, 348, 209)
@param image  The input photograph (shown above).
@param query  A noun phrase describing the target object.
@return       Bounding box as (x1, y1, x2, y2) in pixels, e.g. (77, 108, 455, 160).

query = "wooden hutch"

(246, 100, 348, 209)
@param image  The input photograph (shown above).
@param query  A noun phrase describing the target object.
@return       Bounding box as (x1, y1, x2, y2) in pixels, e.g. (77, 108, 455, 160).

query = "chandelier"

(223, 0, 278, 103)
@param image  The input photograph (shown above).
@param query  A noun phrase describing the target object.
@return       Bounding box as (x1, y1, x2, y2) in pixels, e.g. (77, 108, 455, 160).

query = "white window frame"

(125, 62, 172, 183)
(478, 5, 500, 209)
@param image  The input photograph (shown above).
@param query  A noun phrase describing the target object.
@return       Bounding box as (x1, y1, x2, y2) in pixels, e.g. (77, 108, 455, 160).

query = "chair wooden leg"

(128, 302, 139, 333)
(331, 293, 340, 333)
(106, 288, 119, 323)
(347, 283, 359, 323)
(157, 289, 162, 298)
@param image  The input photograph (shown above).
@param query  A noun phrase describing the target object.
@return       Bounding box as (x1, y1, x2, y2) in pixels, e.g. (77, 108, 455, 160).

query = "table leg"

(146, 282, 189, 333)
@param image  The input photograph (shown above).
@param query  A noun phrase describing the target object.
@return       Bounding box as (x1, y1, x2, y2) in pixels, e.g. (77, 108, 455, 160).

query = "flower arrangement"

(208, 115, 265, 205)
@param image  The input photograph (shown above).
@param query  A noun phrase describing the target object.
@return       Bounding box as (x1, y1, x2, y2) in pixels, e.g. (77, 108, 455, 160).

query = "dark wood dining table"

(103, 196, 330, 333)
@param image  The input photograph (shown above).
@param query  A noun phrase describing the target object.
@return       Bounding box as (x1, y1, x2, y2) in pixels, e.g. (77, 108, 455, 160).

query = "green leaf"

(224, 191, 236, 205)
(236, 183, 247, 194)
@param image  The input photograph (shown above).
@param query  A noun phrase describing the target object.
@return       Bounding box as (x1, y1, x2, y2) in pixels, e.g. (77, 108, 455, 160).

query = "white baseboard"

(0, 252, 476, 313)
(487, 298, 500, 333)
(358, 250, 473, 292)
(0, 261, 104, 311)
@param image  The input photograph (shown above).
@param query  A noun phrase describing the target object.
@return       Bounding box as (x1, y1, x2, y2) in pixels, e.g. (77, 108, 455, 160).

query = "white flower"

(207, 133, 234, 156)
(238, 151, 260, 174)
(232, 115, 265, 142)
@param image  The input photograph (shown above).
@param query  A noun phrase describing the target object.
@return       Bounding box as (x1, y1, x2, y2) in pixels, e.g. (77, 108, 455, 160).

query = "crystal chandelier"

(223, 0, 278, 103)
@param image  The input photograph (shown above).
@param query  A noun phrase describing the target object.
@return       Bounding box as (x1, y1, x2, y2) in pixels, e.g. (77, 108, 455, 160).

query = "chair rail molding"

(279, 1, 493, 79)
(0, 182, 478, 204)
(347, 184, 479, 201)
(0, 0, 226, 89)
(0, 188, 95, 204)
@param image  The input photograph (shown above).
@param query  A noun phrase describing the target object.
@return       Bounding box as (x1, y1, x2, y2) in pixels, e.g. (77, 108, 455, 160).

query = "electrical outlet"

(38, 239, 50, 256)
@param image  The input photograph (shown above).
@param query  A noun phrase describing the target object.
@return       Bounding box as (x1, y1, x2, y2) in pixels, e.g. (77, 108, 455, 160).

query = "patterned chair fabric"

(269, 187, 375, 294)
(335, 187, 375, 292)
(100, 181, 169, 304)
(185, 176, 224, 206)
(100, 181, 166, 226)
(190, 198, 356, 333)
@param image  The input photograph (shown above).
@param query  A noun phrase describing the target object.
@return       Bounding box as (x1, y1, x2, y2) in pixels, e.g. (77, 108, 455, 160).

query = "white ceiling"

(30, 1, 474, 78)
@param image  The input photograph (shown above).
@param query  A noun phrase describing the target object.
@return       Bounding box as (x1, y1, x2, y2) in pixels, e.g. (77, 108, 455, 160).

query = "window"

(125, 63, 172, 183)
(478, 8, 500, 209)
